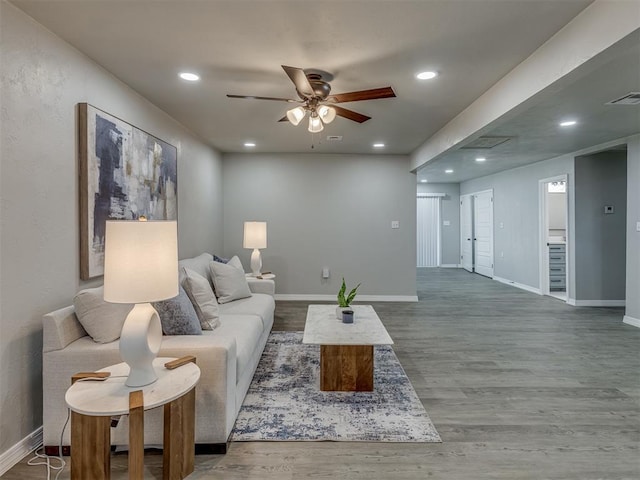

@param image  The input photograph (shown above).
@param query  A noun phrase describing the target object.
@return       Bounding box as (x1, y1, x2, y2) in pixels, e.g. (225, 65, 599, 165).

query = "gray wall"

(0, 2, 223, 456)
(222, 153, 417, 297)
(575, 151, 627, 301)
(626, 137, 640, 322)
(417, 183, 460, 265)
(461, 155, 574, 291)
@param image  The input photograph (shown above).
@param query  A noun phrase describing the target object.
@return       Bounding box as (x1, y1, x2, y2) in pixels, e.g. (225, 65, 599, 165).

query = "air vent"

(606, 92, 640, 105)
(326, 135, 343, 141)
(460, 136, 512, 149)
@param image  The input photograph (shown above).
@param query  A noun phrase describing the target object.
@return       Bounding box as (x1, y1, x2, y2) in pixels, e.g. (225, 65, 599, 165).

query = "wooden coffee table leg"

(163, 387, 196, 480)
(320, 345, 374, 391)
(70, 411, 110, 480)
(129, 390, 144, 480)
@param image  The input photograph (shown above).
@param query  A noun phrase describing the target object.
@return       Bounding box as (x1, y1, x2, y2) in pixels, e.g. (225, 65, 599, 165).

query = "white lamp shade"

(286, 106, 306, 126)
(318, 105, 336, 124)
(243, 221, 267, 249)
(308, 115, 324, 133)
(104, 220, 178, 304)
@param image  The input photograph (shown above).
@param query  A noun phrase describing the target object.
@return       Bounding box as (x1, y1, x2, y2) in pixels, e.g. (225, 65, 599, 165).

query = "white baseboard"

(440, 264, 461, 268)
(493, 276, 542, 295)
(623, 315, 640, 328)
(274, 294, 419, 302)
(0, 426, 42, 476)
(568, 299, 626, 307)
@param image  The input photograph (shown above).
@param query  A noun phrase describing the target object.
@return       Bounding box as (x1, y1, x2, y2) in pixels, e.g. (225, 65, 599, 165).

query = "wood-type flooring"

(4, 268, 639, 479)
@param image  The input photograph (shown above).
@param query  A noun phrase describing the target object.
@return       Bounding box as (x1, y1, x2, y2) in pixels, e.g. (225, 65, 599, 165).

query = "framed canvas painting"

(79, 103, 178, 279)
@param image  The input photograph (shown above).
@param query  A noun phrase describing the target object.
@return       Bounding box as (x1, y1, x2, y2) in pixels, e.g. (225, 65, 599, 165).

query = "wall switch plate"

(604, 205, 614, 214)
(443, 220, 451, 226)
(322, 267, 330, 279)
(499, 222, 504, 228)
(637, 222, 640, 232)
(391, 221, 399, 229)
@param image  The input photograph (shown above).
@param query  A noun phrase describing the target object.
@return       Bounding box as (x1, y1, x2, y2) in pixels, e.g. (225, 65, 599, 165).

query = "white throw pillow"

(209, 259, 252, 304)
(181, 267, 220, 330)
(74, 286, 133, 343)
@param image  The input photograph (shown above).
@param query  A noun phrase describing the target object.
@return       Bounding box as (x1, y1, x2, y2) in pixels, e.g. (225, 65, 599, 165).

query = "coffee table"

(302, 305, 393, 392)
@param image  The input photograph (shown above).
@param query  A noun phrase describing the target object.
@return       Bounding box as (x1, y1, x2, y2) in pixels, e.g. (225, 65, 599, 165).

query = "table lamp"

(243, 221, 267, 276)
(103, 219, 178, 387)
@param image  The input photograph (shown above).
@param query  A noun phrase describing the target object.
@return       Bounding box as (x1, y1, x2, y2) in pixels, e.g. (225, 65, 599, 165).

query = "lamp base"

(250, 248, 262, 276)
(119, 303, 163, 387)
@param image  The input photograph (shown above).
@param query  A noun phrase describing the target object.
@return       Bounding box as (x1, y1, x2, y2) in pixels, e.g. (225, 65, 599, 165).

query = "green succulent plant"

(337, 278, 361, 308)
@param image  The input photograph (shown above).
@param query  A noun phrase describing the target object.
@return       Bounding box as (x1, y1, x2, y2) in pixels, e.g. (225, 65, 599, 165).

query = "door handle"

(467, 238, 471, 241)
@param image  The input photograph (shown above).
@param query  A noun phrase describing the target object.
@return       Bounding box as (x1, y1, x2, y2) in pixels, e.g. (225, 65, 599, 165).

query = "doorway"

(460, 194, 474, 272)
(473, 190, 494, 278)
(416, 194, 442, 267)
(539, 175, 569, 301)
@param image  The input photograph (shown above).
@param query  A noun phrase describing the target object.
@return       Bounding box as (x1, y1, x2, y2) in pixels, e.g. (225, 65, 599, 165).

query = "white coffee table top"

(65, 357, 200, 416)
(302, 305, 394, 346)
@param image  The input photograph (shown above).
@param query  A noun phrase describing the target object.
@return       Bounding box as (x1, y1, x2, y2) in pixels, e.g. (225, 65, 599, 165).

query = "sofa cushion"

(215, 314, 264, 383)
(73, 286, 133, 343)
(209, 260, 252, 304)
(181, 267, 220, 330)
(178, 253, 214, 284)
(218, 293, 275, 329)
(152, 285, 202, 335)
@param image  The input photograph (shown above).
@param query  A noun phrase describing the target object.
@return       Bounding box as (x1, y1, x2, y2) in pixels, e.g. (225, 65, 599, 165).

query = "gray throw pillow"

(152, 285, 202, 335)
(181, 267, 221, 330)
(209, 258, 252, 304)
(74, 286, 133, 343)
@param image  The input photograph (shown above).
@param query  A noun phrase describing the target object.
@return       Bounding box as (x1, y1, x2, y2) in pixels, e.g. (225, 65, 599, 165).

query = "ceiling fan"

(227, 65, 396, 133)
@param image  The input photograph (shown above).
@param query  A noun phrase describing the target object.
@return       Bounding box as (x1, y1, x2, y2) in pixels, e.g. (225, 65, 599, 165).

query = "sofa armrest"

(246, 278, 275, 296)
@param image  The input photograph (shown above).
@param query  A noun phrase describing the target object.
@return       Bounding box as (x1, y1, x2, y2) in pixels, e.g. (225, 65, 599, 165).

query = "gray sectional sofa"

(42, 253, 275, 454)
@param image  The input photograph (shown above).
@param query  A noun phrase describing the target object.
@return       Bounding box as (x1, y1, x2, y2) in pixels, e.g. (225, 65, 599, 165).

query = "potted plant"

(336, 278, 360, 320)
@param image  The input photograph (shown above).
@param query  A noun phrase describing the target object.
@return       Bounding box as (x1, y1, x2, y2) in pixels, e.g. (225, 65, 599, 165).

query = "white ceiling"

(11, 0, 598, 162)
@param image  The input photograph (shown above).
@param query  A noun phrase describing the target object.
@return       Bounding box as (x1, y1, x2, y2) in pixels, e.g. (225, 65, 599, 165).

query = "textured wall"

(222, 153, 417, 298)
(417, 183, 460, 265)
(0, 2, 223, 456)
(575, 151, 627, 301)
(461, 156, 574, 291)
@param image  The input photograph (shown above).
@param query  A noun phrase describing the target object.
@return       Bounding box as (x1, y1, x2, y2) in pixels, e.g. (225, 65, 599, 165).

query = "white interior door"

(460, 194, 474, 272)
(417, 195, 441, 267)
(473, 190, 494, 278)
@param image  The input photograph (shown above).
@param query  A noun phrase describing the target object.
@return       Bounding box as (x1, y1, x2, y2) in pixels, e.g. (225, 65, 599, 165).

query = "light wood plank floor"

(5, 269, 639, 479)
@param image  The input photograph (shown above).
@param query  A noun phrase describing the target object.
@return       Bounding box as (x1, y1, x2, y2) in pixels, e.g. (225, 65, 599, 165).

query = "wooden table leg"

(320, 345, 374, 391)
(128, 390, 144, 480)
(163, 387, 196, 480)
(70, 411, 110, 480)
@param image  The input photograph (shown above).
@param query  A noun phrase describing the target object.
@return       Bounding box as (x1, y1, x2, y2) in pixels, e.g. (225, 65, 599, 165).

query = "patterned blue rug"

(231, 331, 441, 442)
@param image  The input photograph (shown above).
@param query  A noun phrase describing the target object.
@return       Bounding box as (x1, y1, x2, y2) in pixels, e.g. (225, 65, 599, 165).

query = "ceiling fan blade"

(332, 105, 371, 123)
(327, 87, 396, 103)
(227, 94, 299, 102)
(281, 65, 315, 98)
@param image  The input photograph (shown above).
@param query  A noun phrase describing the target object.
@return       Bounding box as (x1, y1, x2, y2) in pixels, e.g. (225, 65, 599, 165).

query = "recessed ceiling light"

(416, 71, 438, 80)
(445, 169, 454, 174)
(559, 120, 577, 127)
(475, 157, 486, 162)
(244, 142, 256, 147)
(179, 72, 200, 81)
(420, 179, 428, 183)
(373, 143, 385, 148)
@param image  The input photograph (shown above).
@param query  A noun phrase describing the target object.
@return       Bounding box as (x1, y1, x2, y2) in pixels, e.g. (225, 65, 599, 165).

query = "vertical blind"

(417, 195, 441, 267)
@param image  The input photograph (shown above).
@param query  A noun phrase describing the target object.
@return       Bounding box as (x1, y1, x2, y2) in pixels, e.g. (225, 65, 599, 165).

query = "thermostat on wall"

(604, 205, 614, 214)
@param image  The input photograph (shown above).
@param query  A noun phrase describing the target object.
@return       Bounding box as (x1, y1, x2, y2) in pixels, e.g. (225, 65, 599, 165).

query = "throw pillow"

(213, 254, 230, 264)
(181, 267, 221, 330)
(73, 286, 133, 343)
(152, 285, 202, 335)
(209, 260, 252, 304)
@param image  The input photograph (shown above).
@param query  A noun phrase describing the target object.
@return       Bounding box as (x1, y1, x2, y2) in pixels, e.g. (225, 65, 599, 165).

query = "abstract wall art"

(79, 103, 178, 279)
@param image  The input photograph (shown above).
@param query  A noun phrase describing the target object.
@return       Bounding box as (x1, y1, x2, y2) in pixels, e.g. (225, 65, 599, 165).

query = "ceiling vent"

(606, 92, 640, 105)
(326, 135, 343, 141)
(460, 136, 512, 149)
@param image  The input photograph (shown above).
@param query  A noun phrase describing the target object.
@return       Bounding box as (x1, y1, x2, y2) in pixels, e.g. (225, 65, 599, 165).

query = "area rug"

(231, 331, 441, 442)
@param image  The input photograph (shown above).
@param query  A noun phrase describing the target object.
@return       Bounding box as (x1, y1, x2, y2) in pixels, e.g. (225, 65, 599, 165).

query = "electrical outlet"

(637, 221, 640, 232)
(500, 251, 504, 258)
(391, 221, 399, 229)
(499, 222, 504, 228)
(322, 267, 330, 279)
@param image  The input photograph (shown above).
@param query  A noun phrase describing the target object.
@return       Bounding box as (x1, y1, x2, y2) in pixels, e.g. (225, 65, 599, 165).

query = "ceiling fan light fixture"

(286, 106, 306, 126)
(308, 114, 324, 133)
(318, 105, 336, 124)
